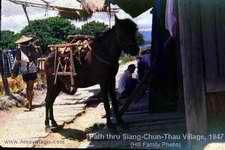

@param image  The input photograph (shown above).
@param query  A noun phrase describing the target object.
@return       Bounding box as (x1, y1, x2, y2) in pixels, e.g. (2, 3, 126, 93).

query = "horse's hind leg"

(45, 94, 51, 129)
(100, 82, 114, 129)
(45, 77, 60, 129)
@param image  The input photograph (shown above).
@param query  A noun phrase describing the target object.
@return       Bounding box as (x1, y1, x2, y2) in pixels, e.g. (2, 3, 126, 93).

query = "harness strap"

(87, 41, 115, 66)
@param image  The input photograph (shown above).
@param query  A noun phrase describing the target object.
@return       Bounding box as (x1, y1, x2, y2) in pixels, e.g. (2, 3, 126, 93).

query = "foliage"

(1, 17, 143, 55)
(20, 17, 79, 53)
(79, 21, 108, 36)
(119, 54, 135, 65)
(19, 18, 109, 54)
(0, 31, 19, 50)
(136, 32, 145, 45)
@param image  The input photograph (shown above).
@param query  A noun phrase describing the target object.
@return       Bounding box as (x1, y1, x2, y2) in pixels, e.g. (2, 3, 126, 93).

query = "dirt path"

(33, 103, 106, 148)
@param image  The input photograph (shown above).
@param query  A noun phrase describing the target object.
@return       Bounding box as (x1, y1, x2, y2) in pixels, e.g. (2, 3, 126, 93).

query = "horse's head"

(114, 16, 140, 56)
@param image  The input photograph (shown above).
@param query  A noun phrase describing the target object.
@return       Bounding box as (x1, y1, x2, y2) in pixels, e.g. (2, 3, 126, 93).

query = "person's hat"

(15, 35, 33, 44)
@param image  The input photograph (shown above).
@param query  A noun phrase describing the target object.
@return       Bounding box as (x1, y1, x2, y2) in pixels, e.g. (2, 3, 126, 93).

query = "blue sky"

(2, 0, 152, 41)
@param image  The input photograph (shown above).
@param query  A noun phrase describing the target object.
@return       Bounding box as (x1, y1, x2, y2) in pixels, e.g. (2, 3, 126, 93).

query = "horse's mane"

(94, 28, 113, 42)
(118, 18, 138, 33)
(93, 18, 137, 45)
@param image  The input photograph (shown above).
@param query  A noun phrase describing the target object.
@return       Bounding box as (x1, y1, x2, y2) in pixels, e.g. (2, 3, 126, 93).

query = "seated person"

(118, 64, 138, 98)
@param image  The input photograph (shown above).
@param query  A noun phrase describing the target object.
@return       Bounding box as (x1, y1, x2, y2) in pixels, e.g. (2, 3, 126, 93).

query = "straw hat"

(15, 35, 33, 44)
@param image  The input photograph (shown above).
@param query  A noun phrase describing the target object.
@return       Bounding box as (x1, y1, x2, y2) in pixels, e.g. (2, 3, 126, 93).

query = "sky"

(2, 0, 152, 40)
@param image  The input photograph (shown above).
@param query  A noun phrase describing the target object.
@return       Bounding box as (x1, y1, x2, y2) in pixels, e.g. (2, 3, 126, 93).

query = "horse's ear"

(115, 15, 120, 24)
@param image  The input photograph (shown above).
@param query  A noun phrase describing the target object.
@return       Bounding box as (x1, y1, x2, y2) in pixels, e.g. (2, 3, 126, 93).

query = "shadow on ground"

(58, 128, 87, 141)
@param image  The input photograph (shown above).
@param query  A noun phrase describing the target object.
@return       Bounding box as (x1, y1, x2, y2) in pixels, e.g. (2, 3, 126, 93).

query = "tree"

(79, 21, 108, 36)
(20, 16, 79, 54)
(0, 31, 19, 49)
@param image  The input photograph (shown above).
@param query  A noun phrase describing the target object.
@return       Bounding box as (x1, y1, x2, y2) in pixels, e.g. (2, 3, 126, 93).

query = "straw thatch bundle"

(80, 0, 106, 13)
(52, 0, 92, 20)
(58, 0, 107, 20)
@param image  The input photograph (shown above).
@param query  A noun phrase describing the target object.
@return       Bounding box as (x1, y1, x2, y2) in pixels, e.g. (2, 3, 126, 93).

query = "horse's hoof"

(51, 122, 58, 128)
(45, 126, 51, 132)
(50, 127, 59, 132)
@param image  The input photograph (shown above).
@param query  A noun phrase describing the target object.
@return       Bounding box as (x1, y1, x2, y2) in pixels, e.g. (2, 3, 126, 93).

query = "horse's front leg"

(49, 87, 61, 128)
(45, 76, 60, 130)
(108, 79, 126, 129)
(100, 82, 115, 130)
(45, 94, 50, 130)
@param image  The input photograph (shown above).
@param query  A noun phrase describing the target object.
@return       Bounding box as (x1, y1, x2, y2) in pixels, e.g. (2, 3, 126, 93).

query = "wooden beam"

(119, 70, 151, 116)
(178, 0, 207, 135)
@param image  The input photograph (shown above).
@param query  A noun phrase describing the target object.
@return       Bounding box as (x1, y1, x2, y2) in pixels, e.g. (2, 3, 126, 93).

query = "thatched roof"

(79, 0, 154, 18)
(8, 0, 93, 20)
(9, 0, 153, 21)
(58, 0, 109, 20)
(56, 0, 153, 19)
(51, 0, 90, 20)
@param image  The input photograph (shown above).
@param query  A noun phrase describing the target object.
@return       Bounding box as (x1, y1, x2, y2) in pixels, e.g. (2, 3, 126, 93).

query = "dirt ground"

(33, 103, 106, 148)
(0, 61, 137, 148)
(1, 60, 224, 149)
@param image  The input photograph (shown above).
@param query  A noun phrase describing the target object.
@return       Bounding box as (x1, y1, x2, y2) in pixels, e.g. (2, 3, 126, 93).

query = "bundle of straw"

(80, 0, 105, 13)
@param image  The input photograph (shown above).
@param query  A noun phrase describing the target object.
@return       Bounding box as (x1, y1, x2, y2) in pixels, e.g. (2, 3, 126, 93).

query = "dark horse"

(44, 16, 139, 130)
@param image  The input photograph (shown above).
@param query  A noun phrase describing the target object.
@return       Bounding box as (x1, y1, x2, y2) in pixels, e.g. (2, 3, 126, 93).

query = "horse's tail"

(44, 53, 55, 78)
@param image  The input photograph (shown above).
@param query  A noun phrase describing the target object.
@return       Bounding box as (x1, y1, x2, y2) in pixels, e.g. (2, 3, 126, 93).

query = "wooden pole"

(22, 4, 30, 25)
(0, 0, 10, 95)
(178, 0, 207, 135)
